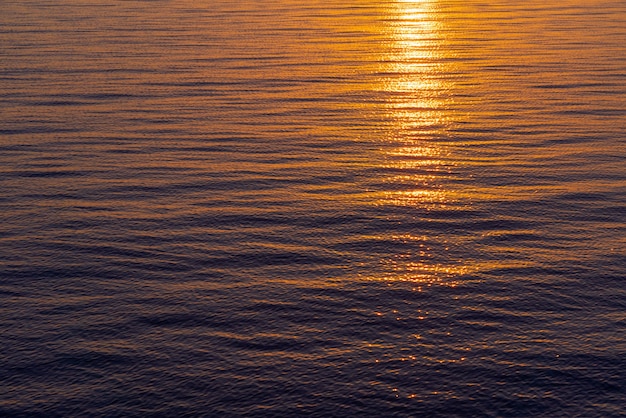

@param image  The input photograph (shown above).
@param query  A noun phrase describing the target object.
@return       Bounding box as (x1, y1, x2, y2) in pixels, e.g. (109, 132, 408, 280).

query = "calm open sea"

(1, 0, 625, 416)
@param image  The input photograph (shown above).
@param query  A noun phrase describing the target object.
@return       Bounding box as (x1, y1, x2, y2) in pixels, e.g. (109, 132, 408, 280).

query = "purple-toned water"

(1, 0, 625, 416)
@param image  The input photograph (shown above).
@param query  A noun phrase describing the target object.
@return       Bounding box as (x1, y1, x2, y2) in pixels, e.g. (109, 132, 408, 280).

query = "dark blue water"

(1, 0, 625, 416)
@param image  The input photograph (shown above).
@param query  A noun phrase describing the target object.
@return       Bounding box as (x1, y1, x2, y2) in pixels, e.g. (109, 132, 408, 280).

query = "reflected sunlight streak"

(382, 0, 452, 204)
(377, 0, 466, 284)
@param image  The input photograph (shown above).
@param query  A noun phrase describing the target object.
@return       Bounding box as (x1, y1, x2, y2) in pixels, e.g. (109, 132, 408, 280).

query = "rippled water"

(1, 0, 625, 416)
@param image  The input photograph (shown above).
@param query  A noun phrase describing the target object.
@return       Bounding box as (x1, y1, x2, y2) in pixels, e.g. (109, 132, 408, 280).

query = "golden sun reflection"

(381, 0, 453, 206)
(375, 0, 467, 284)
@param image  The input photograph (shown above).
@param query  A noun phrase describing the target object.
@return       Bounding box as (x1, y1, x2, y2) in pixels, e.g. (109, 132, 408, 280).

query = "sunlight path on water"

(370, 0, 472, 285)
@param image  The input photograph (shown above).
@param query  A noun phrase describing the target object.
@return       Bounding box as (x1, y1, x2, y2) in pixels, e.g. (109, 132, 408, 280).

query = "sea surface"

(1, 0, 625, 416)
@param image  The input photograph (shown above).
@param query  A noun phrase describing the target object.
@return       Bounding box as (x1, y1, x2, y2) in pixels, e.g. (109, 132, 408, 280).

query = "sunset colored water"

(1, 0, 625, 416)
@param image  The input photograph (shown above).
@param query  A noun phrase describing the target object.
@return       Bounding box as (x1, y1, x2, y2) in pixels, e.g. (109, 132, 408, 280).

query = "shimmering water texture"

(1, 0, 626, 416)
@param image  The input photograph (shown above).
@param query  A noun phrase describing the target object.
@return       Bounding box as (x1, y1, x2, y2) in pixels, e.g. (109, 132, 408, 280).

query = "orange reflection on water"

(381, 0, 454, 205)
(375, 0, 467, 284)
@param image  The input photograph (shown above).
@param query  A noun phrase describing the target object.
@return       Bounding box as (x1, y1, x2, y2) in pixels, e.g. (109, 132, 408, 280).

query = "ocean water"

(1, 0, 625, 416)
